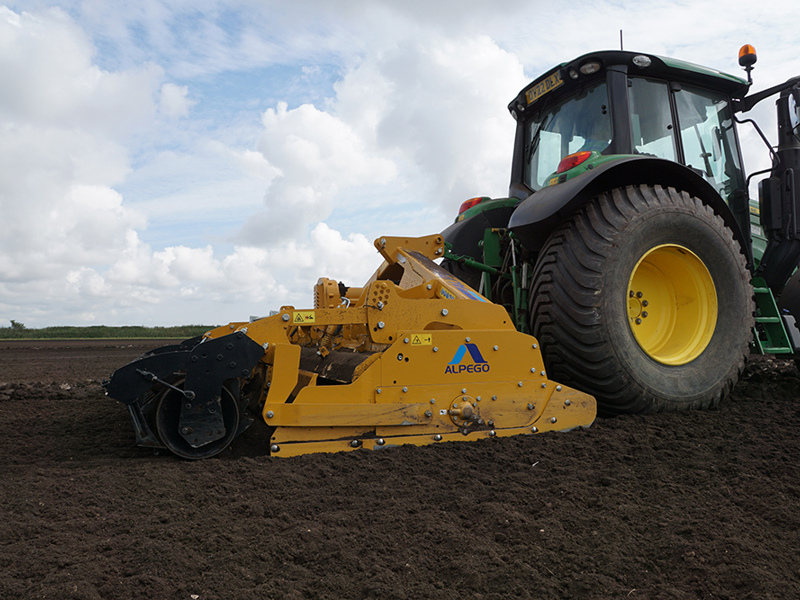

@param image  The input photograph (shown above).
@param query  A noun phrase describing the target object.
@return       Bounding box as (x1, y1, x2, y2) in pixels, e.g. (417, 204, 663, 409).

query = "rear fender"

(507, 156, 751, 267)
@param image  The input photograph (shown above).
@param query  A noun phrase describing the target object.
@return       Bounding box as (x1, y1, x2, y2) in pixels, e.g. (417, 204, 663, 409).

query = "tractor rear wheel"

(529, 185, 753, 416)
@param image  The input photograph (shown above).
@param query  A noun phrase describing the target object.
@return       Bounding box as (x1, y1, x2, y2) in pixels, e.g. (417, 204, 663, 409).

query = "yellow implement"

(105, 234, 596, 459)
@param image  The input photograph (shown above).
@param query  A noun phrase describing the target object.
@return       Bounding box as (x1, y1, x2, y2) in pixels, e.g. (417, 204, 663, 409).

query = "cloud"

(159, 82, 193, 118)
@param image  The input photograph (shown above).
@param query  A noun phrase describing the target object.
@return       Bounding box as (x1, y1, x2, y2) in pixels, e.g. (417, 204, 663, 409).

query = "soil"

(1, 339, 799, 600)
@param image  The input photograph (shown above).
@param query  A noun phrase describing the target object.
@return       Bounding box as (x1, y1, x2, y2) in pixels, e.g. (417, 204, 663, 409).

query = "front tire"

(530, 185, 753, 416)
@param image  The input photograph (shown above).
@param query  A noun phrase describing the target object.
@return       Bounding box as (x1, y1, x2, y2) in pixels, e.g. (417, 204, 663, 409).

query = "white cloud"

(159, 82, 193, 118)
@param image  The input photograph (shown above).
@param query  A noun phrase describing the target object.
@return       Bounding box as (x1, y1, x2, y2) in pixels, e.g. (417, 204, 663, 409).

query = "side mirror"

(790, 89, 800, 136)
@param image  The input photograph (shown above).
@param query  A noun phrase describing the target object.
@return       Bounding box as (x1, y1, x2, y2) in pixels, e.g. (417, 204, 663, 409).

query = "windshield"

(523, 80, 611, 191)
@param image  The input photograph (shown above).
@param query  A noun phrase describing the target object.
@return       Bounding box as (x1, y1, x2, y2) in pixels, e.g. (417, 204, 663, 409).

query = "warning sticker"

(410, 334, 432, 346)
(293, 311, 316, 324)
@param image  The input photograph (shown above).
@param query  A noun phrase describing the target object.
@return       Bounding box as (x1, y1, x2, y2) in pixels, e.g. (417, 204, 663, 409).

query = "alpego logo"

(444, 343, 490, 374)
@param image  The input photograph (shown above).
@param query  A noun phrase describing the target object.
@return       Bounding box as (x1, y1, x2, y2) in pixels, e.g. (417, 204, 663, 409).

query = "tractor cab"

(507, 50, 750, 222)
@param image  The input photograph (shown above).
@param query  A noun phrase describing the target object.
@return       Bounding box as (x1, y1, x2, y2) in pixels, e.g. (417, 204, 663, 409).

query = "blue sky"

(1, 0, 798, 327)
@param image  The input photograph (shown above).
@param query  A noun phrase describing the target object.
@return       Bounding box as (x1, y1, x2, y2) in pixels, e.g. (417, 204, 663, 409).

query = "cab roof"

(509, 50, 750, 115)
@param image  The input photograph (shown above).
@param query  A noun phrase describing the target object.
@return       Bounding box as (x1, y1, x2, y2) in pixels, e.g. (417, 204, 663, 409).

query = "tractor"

(442, 45, 800, 416)
(105, 46, 800, 459)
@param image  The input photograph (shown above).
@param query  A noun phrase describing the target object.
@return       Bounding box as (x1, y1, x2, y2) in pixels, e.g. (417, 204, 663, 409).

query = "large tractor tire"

(529, 184, 754, 416)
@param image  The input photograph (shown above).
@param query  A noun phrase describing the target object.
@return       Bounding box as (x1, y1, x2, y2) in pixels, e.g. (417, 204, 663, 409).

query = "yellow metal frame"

(203, 235, 597, 457)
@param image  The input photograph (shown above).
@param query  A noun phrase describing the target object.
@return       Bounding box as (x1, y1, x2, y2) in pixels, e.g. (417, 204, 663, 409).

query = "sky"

(1, 0, 799, 328)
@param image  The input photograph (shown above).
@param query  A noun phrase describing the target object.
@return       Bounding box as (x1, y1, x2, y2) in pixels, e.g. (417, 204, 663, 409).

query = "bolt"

(541, 370, 545, 376)
(377, 388, 382, 394)
(217, 354, 223, 361)
(430, 398, 436, 404)
(229, 324, 235, 329)
(635, 318, 642, 325)
(531, 367, 536, 373)
(636, 291, 643, 298)
(434, 434, 442, 441)
(532, 344, 538, 349)
(556, 385, 562, 391)
(492, 395, 497, 401)
(629, 290, 635, 298)
(489, 430, 496, 437)
(433, 347, 439, 352)
(184, 403, 192, 409)
(397, 353, 404, 361)
(402, 386, 408, 392)
(350, 440, 361, 448)
(565, 399, 571, 406)
(270, 444, 279, 453)
(527, 403, 534, 410)
(282, 313, 290, 322)
(435, 248, 442, 255)
(642, 300, 649, 307)
(476, 396, 481, 402)
(378, 321, 385, 329)
(380, 238, 387, 246)
(266, 411, 274, 418)
(642, 311, 648, 318)
(518, 382, 523, 387)
(377, 438, 386, 446)
(424, 410, 432, 418)
(262, 342, 269, 350)
(462, 388, 467, 394)
(550, 417, 557, 423)
(531, 427, 538, 433)
(441, 308, 449, 316)
(465, 337, 471, 342)
(181, 427, 191, 435)
(404, 337, 409, 343)
(493, 345, 498, 351)
(488, 420, 494, 427)
(541, 383, 547, 388)
(463, 395, 468, 401)
(453, 402, 458, 408)
(427, 284, 432, 290)
(377, 301, 384, 309)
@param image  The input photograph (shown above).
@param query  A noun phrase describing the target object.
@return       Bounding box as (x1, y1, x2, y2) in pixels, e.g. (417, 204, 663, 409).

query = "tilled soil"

(1, 339, 799, 600)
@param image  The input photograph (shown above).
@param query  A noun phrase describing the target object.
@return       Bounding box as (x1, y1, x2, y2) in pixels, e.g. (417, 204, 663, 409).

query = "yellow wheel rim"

(627, 244, 717, 366)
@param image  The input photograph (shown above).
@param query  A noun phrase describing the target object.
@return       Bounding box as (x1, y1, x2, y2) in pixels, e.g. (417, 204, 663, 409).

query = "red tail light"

(557, 151, 592, 174)
(458, 197, 485, 215)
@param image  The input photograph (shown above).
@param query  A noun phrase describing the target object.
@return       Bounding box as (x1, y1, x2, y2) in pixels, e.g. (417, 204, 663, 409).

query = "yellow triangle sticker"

(410, 334, 432, 346)
(293, 311, 316, 324)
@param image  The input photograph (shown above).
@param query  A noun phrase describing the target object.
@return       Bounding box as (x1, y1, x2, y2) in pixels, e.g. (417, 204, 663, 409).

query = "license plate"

(526, 71, 564, 104)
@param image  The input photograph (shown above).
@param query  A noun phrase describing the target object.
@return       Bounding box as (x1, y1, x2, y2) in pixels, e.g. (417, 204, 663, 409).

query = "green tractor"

(443, 46, 800, 416)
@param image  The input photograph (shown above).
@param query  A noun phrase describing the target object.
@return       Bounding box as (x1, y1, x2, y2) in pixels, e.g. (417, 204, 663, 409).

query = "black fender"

(507, 156, 752, 268)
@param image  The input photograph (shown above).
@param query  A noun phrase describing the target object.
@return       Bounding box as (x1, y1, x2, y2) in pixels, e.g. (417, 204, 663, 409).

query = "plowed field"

(1, 340, 799, 600)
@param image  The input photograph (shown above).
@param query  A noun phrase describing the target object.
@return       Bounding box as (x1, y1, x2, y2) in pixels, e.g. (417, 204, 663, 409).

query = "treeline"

(0, 321, 215, 340)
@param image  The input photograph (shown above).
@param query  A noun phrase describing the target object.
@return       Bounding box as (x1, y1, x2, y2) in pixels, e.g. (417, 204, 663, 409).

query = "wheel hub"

(627, 244, 717, 366)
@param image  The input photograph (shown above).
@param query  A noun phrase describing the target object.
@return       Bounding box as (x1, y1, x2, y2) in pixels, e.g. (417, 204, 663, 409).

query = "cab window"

(524, 81, 611, 191)
(628, 78, 677, 161)
(675, 85, 744, 202)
